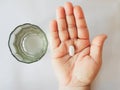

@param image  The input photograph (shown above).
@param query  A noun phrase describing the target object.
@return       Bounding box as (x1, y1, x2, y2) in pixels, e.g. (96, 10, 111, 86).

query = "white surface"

(0, 0, 120, 90)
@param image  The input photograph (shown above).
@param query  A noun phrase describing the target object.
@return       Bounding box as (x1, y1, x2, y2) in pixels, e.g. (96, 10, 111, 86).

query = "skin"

(49, 2, 107, 90)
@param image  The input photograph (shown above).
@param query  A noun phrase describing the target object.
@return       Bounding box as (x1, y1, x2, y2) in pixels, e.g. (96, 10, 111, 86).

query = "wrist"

(59, 85, 90, 90)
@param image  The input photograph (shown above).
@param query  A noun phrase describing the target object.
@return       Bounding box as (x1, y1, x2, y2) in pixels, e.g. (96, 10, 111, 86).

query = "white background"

(0, 0, 120, 90)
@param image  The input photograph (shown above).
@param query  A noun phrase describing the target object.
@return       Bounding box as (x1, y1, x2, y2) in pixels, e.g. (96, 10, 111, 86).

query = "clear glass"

(8, 23, 48, 64)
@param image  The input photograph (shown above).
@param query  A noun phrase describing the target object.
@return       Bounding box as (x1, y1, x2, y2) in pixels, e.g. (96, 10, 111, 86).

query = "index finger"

(74, 6, 89, 39)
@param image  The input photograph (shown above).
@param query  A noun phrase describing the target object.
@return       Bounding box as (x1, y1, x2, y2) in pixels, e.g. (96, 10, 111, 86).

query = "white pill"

(69, 45, 75, 56)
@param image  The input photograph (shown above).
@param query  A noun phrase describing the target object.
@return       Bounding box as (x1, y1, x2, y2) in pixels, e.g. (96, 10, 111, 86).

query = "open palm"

(50, 2, 107, 87)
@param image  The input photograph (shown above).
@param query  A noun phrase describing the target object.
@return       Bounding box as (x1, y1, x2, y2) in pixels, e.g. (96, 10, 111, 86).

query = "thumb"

(90, 34, 107, 64)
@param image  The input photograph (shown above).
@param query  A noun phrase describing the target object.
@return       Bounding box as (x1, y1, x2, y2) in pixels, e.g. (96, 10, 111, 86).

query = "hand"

(49, 2, 107, 89)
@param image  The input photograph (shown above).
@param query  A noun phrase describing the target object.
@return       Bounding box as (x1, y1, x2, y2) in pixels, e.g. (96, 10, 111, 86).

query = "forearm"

(59, 85, 91, 90)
